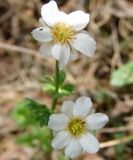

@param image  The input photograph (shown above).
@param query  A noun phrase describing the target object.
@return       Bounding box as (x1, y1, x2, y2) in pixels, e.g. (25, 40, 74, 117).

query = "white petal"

(48, 114, 69, 131)
(55, 11, 68, 23)
(68, 11, 89, 31)
(52, 131, 71, 149)
(41, 1, 67, 26)
(31, 27, 52, 42)
(65, 138, 82, 158)
(41, 1, 59, 26)
(61, 100, 75, 118)
(79, 132, 100, 154)
(73, 96, 92, 118)
(39, 43, 52, 57)
(71, 32, 96, 57)
(86, 113, 109, 130)
(52, 44, 70, 68)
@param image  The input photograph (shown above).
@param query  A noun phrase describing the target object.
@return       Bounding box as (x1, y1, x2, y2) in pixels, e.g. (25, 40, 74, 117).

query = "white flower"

(48, 96, 109, 159)
(32, 1, 96, 68)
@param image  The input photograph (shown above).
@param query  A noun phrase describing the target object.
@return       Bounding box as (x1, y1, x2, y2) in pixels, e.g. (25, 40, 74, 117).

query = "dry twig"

(100, 135, 133, 148)
(100, 125, 133, 133)
(0, 42, 44, 59)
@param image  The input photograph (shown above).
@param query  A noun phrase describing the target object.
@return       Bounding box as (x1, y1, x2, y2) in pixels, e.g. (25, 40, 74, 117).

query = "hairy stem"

(52, 60, 60, 112)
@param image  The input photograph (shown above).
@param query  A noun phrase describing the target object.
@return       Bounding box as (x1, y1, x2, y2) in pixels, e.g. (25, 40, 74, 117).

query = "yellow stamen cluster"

(51, 22, 75, 45)
(68, 118, 86, 136)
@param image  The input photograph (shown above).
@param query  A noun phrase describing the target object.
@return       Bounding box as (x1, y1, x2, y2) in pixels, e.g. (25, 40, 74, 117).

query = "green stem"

(52, 60, 60, 112)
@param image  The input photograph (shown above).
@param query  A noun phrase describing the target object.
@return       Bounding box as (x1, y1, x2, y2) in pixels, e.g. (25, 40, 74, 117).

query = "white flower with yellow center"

(32, 1, 96, 68)
(48, 96, 109, 159)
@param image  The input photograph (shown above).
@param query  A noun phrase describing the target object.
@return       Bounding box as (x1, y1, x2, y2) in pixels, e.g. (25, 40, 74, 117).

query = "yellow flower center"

(51, 22, 75, 45)
(68, 118, 86, 136)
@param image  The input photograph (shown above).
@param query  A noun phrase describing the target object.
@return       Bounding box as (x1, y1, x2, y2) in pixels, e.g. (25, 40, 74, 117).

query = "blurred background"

(0, 0, 133, 160)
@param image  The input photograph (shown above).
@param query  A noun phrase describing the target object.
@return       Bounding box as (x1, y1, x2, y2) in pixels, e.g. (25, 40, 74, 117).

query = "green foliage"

(59, 154, 68, 160)
(115, 144, 126, 160)
(59, 83, 75, 96)
(16, 127, 52, 153)
(110, 62, 133, 87)
(24, 98, 51, 127)
(43, 70, 75, 96)
(12, 68, 75, 157)
(114, 133, 126, 160)
(12, 100, 36, 128)
(12, 100, 52, 153)
(43, 75, 55, 93)
(12, 98, 51, 127)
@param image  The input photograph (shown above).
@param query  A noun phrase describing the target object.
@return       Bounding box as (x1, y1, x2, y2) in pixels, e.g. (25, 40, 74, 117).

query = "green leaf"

(43, 71, 66, 94)
(43, 75, 55, 84)
(12, 100, 36, 128)
(13, 98, 51, 127)
(43, 75, 55, 94)
(59, 83, 75, 96)
(43, 71, 74, 97)
(12, 99, 52, 155)
(63, 83, 75, 91)
(43, 83, 55, 93)
(25, 98, 51, 126)
(16, 126, 52, 153)
(110, 62, 133, 87)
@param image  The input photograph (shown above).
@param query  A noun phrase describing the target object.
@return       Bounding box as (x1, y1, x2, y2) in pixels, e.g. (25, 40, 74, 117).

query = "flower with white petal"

(32, 1, 96, 68)
(48, 96, 109, 159)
